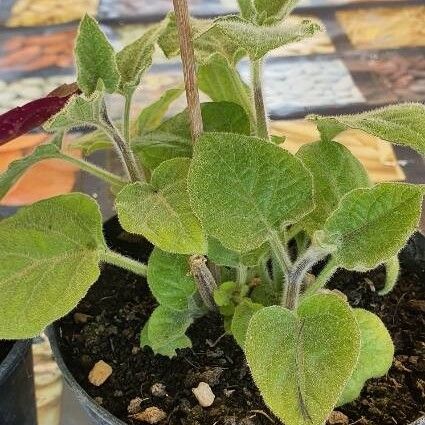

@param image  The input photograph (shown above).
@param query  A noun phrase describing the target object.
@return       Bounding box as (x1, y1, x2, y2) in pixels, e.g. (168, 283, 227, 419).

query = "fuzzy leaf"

(70, 130, 112, 155)
(44, 88, 104, 131)
(379, 256, 400, 296)
(237, 0, 256, 20)
(198, 53, 253, 121)
(141, 305, 193, 357)
(310, 103, 425, 155)
(0, 194, 105, 339)
(188, 133, 313, 253)
(321, 183, 424, 271)
(214, 281, 238, 307)
(116, 158, 206, 254)
(245, 293, 360, 425)
(216, 16, 321, 60)
(231, 298, 263, 348)
(147, 248, 196, 311)
(75, 15, 119, 95)
(135, 87, 184, 135)
(116, 23, 166, 93)
(339, 309, 394, 405)
(296, 140, 370, 235)
(254, 0, 298, 22)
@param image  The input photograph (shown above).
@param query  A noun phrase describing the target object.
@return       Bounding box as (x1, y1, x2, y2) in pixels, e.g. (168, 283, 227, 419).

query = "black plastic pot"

(0, 340, 37, 425)
(48, 218, 425, 425)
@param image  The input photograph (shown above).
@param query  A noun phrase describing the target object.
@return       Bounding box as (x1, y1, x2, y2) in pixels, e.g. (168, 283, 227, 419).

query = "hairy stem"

(189, 255, 217, 311)
(303, 258, 338, 299)
(100, 109, 144, 182)
(100, 249, 147, 276)
(59, 154, 127, 188)
(251, 59, 269, 140)
(236, 264, 248, 287)
(123, 89, 135, 144)
(173, 0, 203, 143)
(268, 230, 291, 289)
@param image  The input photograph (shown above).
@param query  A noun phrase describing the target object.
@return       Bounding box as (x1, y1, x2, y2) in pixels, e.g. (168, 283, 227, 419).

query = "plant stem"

(236, 264, 248, 287)
(268, 230, 291, 285)
(303, 258, 338, 299)
(251, 59, 269, 140)
(100, 249, 148, 276)
(173, 0, 203, 143)
(123, 89, 135, 144)
(100, 110, 144, 182)
(59, 154, 127, 188)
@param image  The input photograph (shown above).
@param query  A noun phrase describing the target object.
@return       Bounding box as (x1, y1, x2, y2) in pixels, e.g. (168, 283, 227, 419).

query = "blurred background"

(0, 0, 424, 423)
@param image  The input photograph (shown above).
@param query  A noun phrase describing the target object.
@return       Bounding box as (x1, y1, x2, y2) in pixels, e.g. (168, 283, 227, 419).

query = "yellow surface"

(270, 120, 405, 183)
(336, 6, 425, 50)
(7, 0, 99, 27)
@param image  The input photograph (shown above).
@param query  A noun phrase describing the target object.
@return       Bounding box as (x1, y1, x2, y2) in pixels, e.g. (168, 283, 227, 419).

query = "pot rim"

(47, 326, 126, 425)
(0, 340, 31, 386)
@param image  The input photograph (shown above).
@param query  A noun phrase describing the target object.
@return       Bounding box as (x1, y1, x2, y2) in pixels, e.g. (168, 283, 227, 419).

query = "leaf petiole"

(100, 248, 148, 276)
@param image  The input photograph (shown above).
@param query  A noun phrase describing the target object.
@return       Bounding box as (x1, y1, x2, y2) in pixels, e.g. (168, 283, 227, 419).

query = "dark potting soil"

(57, 229, 425, 425)
(0, 341, 14, 365)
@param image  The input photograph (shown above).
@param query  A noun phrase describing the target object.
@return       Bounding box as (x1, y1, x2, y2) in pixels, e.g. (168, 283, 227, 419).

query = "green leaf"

(70, 130, 113, 156)
(75, 15, 119, 95)
(134, 87, 184, 135)
(254, 0, 299, 22)
(310, 103, 425, 155)
(379, 256, 400, 296)
(214, 281, 238, 307)
(198, 53, 253, 121)
(339, 309, 394, 406)
(116, 157, 207, 254)
(208, 237, 268, 267)
(231, 298, 263, 348)
(0, 144, 62, 201)
(320, 183, 424, 271)
(237, 0, 256, 20)
(245, 293, 361, 425)
(216, 16, 321, 60)
(188, 133, 313, 253)
(44, 88, 104, 132)
(116, 22, 166, 93)
(0, 194, 105, 339)
(296, 140, 371, 235)
(141, 305, 193, 357)
(147, 248, 196, 311)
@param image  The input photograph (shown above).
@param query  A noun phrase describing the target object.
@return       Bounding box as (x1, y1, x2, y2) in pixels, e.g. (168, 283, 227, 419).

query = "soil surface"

(0, 342, 13, 365)
(57, 223, 425, 425)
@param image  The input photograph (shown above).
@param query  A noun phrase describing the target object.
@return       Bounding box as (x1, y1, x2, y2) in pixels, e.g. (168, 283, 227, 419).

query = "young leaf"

(231, 298, 263, 348)
(188, 133, 313, 253)
(254, 0, 299, 22)
(216, 16, 321, 60)
(237, 0, 256, 20)
(141, 305, 193, 357)
(147, 248, 196, 311)
(0, 194, 105, 339)
(116, 157, 207, 255)
(44, 87, 104, 132)
(116, 23, 166, 93)
(310, 103, 425, 155)
(379, 256, 400, 296)
(70, 130, 113, 155)
(245, 293, 361, 425)
(75, 15, 119, 95)
(296, 140, 371, 235)
(134, 87, 184, 135)
(320, 183, 424, 271)
(338, 309, 394, 406)
(214, 281, 238, 308)
(198, 53, 253, 121)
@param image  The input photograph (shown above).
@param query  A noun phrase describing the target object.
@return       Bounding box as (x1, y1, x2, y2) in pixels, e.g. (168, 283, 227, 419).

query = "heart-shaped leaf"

(147, 248, 196, 311)
(75, 15, 119, 95)
(116, 157, 207, 254)
(320, 183, 424, 271)
(338, 309, 394, 406)
(0, 194, 105, 339)
(245, 293, 361, 425)
(296, 140, 370, 235)
(216, 16, 321, 60)
(309, 103, 425, 155)
(188, 132, 313, 253)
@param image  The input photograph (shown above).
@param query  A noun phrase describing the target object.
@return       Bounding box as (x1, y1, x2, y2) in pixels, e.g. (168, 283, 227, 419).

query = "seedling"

(0, 1, 424, 424)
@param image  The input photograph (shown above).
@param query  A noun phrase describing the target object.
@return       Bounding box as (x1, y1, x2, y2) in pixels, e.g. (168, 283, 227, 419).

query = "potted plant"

(0, 0, 424, 424)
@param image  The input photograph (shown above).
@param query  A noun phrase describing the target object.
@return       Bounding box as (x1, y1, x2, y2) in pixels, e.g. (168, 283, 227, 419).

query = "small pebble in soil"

(88, 360, 113, 387)
(127, 397, 143, 415)
(327, 410, 349, 425)
(150, 383, 167, 398)
(192, 382, 216, 408)
(130, 406, 167, 424)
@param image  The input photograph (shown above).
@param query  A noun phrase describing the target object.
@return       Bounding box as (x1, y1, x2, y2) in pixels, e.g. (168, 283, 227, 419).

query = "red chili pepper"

(0, 82, 80, 146)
